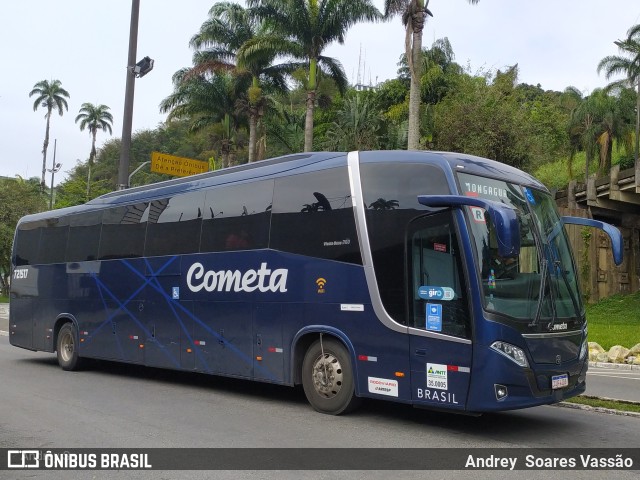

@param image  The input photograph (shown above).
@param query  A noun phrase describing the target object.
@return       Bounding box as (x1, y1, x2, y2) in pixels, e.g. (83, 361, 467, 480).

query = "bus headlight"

(490, 341, 529, 368)
(579, 338, 588, 360)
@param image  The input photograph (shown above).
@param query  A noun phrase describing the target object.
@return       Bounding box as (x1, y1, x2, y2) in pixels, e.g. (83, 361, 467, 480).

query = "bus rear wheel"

(56, 323, 83, 371)
(302, 337, 360, 415)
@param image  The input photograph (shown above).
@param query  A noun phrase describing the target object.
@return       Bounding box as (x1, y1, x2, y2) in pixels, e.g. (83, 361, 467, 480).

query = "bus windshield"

(458, 173, 584, 331)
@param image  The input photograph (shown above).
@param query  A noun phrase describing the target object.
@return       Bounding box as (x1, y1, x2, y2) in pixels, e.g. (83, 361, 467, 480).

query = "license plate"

(552, 373, 569, 389)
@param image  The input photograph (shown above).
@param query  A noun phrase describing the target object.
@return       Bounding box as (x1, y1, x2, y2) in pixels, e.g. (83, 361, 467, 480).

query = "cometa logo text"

(187, 262, 288, 293)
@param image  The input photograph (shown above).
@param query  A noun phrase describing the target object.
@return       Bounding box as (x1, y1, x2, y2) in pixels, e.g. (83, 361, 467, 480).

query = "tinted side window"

(361, 163, 451, 323)
(37, 217, 69, 264)
(66, 211, 103, 262)
(200, 180, 273, 252)
(271, 168, 361, 264)
(98, 203, 148, 260)
(14, 221, 42, 266)
(145, 192, 204, 257)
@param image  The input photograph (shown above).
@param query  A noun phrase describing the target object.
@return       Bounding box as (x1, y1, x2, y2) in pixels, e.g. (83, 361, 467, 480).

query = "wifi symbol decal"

(316, 278, 327, 294)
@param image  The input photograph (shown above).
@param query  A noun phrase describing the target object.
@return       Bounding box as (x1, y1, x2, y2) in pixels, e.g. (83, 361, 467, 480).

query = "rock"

(634, 356, 640, 366)
(607, 345, 630, 363)
(589, 350, 600, 361)
(596, 352, 609, 363)
(630, 343, 640, 355)
(588, 342, 605, 353)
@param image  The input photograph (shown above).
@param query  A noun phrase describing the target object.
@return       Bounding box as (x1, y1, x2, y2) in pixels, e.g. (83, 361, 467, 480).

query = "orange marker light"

(256, 356, 263, 361)
(394, 372, 405, 378)
(186, 348, 192, 353)
(139, 344, 144, 349)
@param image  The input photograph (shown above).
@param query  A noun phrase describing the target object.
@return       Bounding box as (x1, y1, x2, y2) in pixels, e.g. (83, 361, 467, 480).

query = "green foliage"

(322, 93, 383, 150)
(49, 14, 639, 210)
(0, 178, 46, 294)
(433, 68, 535, 169)
(586, 292, 640, 349)
(56, 120, 215, 207)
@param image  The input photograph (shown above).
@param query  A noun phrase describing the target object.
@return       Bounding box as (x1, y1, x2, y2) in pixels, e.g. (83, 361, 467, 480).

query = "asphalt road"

(0, 336, 638, 480)
(585, 366, 640, 402)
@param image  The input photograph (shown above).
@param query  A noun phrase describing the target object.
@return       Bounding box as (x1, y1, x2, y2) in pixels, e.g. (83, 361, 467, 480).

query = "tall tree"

(244, 0, 381, 152)
(384, 0, 479, 150)
(75, 103, 113, 200)
(598, 24, 640, 166)
(0, 177, 45, 293)
(29, 79, 70, 191)
(189, 2, 289, 162)
(160, 70, 243, 168)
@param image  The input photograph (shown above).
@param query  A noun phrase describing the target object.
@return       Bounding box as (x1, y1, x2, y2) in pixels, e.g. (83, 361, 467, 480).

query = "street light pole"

(117, 0, 140, 190)
(48, 139, 62, 209)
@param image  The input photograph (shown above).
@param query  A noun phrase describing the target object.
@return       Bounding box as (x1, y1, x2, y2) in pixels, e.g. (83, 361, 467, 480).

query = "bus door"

(407, 212, 473, 411)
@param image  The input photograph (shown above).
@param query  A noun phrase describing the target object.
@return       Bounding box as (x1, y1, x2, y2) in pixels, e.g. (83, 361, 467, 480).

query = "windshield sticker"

(470, 206, 486, 223)
(488, 269, 496, 289)
(463, 182, 507, 199)
(426, 363, 448, 390)
(433, 243, 447, 253)
(418, 286, 455, 301)
(426, 304, 443, 332)
(523, 187, 536, 204)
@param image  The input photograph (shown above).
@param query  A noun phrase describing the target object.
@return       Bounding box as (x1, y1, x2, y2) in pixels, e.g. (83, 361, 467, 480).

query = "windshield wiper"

(529, 258, 548, 328)
(546, 248, 581, 330)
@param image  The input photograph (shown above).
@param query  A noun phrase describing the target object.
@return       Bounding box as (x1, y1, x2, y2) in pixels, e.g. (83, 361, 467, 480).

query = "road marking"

(0, 331, 8, 337)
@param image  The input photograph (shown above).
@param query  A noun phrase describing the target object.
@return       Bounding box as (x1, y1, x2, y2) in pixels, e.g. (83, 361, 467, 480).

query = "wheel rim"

(59, 331, 74, 363)
(310, 352, 344, 399)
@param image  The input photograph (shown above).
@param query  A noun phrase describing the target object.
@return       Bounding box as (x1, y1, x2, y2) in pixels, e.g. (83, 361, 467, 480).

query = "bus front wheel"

(56, 323, 83, 371)
(302, 337, 360, 415)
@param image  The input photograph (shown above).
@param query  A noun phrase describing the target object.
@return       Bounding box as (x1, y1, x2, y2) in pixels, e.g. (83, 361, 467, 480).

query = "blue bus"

(10, 150, 623, 415)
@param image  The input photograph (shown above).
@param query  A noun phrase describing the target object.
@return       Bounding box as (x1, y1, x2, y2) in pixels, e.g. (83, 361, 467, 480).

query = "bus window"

(66, 211, 103, 262)
(271, 168, 360, 263)
(145, 191, 204, 257)
(361, 163, 451, 324)
(14, 221, 42, 266)
(200, 180, 273, 252)
(408, 212, 470, 338)
(37, 217, 69, 264)
(98, 203, 148, 260)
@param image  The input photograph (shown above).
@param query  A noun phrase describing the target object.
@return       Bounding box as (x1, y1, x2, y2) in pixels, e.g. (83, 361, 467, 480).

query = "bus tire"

(302, 338, 361, 415)
(56, 323, 83, 371)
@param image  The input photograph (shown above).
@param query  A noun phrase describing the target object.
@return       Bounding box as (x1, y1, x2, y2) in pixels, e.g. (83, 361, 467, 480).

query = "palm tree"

(562, 86, 586, 179)
(384, 1, 479, 150)
(75, 103, 113, 200)
(598, 24, 640, 166)
(160, 70, 242, 168)
(323, 94, 383, 150)
(244, 0, 381, 152)
(29, 79, 70, 191)
(189, 2, 289, 162)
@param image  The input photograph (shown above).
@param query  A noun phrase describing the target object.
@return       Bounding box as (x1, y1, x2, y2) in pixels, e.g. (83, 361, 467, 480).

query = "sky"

(1, 0, 640, 185)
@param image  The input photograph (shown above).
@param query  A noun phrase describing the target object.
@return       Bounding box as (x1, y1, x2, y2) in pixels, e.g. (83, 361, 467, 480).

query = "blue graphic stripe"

(121, 257, 275, 380)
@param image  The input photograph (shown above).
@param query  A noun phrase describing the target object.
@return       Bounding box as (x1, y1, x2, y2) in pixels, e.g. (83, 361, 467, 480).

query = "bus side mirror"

(562, 216, 623, 266)
(417, 195, 520, 258)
